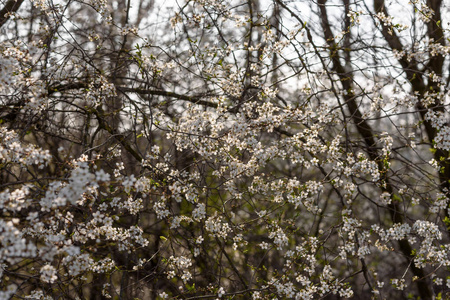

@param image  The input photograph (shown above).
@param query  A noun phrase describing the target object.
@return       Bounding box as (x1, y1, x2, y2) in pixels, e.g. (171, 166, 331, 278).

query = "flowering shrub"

(1, 0, 450, 299)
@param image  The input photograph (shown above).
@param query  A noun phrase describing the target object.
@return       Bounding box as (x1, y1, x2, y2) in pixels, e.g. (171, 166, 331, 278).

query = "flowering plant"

(0, 0, 450, 299)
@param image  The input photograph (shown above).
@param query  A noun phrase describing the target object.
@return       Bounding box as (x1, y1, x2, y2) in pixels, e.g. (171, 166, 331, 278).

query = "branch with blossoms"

(1, 0, 450, 299)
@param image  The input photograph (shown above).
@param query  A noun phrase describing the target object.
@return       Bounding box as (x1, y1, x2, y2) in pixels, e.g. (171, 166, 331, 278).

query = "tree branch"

(317, 1, 432, 298)
(0, 0, 25, 28)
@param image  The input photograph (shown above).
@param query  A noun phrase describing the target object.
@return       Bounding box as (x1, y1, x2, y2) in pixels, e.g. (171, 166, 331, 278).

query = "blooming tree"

(0, 0, 450, 299)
